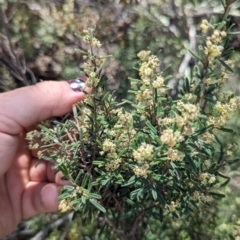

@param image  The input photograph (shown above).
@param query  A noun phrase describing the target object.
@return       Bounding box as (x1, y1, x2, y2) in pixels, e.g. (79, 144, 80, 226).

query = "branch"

(29, 213, 73, 240)
(168, 16, 197, 94)
(127, 211, 145, 238)
(178, 17, 196, 76)
(0, 6, 33, 87)
(104, 215, 125, 238)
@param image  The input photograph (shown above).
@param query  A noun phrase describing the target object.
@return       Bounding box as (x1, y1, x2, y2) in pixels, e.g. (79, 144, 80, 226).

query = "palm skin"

(0, 81, 87, 237)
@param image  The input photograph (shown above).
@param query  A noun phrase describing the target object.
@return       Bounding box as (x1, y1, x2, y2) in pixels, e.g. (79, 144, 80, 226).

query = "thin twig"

(0, 6, 31, 86)
(29, 213, 73, 240)
(127, 212, 145, 238)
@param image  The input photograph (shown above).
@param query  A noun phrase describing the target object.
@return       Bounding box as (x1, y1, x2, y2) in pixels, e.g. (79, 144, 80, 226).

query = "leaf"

(191, 125, 214, 137)
(118, 148, 128, 158)
(87, 193, 102, 199)
(130, 188, 142, 198)
(58, 164, 69, 177)
(81, 196, 86, 204)
(220, 0, 226, 6)
(217, 127, 234, 133)
(208, 191, 226, 199)
(124, 198, 135, 206)
(219, 177, 230, 187)
(81, 173, 89, 188)
(228, 158, 240, 165)
(89, 199, 106, 213)
(145, 121, 157, 134)
(188, 49, 202, 61)
(75, 33, 83, 39)
(92, 160, 105, 166)
(219, 59, 234, 73)
(228, 31, 240, 35)
(122, 175, 136, 187)
(88, 175, 93, 191)
(151, 189, 158, 200)
(185, 154, 197, 173)
(170, 162, 177, 169)
(184, 77, 190, 93)
(75, 48, 88, 55)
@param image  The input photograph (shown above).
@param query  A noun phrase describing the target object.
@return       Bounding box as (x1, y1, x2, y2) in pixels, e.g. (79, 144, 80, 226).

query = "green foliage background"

(1, 0, 240, 239)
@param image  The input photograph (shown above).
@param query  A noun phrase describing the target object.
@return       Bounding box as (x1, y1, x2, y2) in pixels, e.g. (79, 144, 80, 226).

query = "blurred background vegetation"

(1, 0, 240, 239)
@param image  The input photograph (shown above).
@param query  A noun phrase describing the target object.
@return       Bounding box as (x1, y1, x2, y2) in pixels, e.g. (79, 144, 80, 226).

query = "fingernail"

(68, 76, 88, 92)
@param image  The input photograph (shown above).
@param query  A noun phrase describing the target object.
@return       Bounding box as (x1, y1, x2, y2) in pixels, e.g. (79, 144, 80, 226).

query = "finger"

(0, 80, 90, 135)
(22, 182, 60, 219)
(29, 159, 72, 185)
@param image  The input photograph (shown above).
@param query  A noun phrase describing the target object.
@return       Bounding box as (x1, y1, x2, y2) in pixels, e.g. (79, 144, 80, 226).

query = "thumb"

(0, 80, 89, 135)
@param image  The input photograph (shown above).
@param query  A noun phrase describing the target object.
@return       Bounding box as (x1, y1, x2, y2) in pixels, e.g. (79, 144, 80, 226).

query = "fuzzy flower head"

(138, 51, 160, 84)
(137, 50, 151, 61)
(102, 139, 116, 153)
(133, 163, 149, 177)
(82, 29, 102, 47)
(105, 158, 122, 172)
(160, 129, 183, 147)
(152, 76, 165, 89)
(167, 148, 184, 161)
(200, 19, 213, 33)
(133, 143, 154, 162)
(176, 101, 200, 121)
(198, 173, 216, 185)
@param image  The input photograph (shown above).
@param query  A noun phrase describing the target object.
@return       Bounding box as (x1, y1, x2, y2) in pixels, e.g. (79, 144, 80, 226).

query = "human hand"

(0, 80, 88, 238)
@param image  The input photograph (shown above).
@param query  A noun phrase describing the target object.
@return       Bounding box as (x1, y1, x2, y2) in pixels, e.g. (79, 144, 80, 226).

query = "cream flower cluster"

(160, 129, 184, 147)
(138, 50, 160, 84)
(105, 158, 122, 172)
(82, 29, 102, 47)
(176, 101, 200, 121)
(59, 199, 73, 213)
(132, 143, 154, 177)
(102, 139, 116, 152)
(192, 191, 213, 203)
(198, 173, 216, 185)
(108, 108, 136, 148)
(167, 148, 184, 161)
(152, 76, 165, 89)
(100, 109, 137, 172)
(133, 163, 149, 177)
(207, 97, 240, 127)
(133, 142, 154, 162)
(199, 132, 215, 144)
(168, 201, 179, 213)
(200, 19, 227, 61)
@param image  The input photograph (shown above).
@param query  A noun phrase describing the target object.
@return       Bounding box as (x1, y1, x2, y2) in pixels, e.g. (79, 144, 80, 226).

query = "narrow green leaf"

(89, 199, 106, 213)
(219, 59, 234, 73)
(217, 127, 234, 133)
(188, 49, 202, 61)
(145, 121, 157, 134)
(92, 160, 105, 166)
(82, 173, 89, 188)
(228, 31, 240, 35)
(88, 193, 102, 199)
(228, 158, 240, 164)
(75, 48, 88, 55)
(208, 191, 226, 199)
(122, 175, 136, 187)
(118, 148, 128, 158)
(220, 178, 230, 187)
(58, 164, 69, 177)
(124, 197, 135, 206)
(81, 196, 86, 204)
(220, 0, 226, 6)
(88, 175, 93, 191)
(75, 33, 83, 39)
(151, 189, 157, 200)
